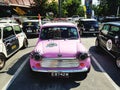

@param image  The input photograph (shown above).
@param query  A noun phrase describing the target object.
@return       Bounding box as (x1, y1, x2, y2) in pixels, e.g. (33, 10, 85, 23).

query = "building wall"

(0, 0, 35, 7)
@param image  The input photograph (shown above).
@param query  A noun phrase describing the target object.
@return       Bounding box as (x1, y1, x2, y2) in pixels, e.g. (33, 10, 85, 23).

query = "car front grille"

(41, 59, 80, 68)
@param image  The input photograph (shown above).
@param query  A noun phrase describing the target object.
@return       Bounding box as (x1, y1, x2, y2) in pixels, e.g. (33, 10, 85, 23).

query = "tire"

(95, 39, 99, 47)
(116, 57, 120, 68)
(95, 38, 100, 48)
(22, 39, 28, 49)
(0, 54, 6, 70)
(80, 30, 83, 36)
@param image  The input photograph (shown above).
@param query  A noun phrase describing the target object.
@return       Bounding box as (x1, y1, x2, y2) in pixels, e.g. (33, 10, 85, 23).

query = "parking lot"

(0, 36, 120, 90)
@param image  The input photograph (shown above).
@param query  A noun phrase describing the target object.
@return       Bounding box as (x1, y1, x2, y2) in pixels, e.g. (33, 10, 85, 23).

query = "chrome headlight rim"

(77, 52, 90, 60)
(31, 51, 42, 61)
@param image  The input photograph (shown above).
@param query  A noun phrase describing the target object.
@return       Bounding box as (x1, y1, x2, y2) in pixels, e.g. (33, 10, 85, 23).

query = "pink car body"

(30, 22, 91, 77)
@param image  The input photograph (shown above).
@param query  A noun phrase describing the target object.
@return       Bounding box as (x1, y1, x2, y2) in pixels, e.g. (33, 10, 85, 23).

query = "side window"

(109, 26, 120, 35)
(3, 26, 15, 39)
(13, 25, 22, 34)
(101, 24, 110, 35)
(69, 28, 78, 38)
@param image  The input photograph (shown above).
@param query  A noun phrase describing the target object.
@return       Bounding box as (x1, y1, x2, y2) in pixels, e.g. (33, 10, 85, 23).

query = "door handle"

(6, 41, 11, 47)
(6, 43, 11, 46)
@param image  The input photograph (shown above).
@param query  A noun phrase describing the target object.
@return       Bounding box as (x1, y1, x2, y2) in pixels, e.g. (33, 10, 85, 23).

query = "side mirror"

(101, 30, 108, 35)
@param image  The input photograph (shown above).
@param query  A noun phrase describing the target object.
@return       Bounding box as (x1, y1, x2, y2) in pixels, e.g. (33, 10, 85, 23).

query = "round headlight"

(31, 52, 42, 61)
(77, 52, 89, 60)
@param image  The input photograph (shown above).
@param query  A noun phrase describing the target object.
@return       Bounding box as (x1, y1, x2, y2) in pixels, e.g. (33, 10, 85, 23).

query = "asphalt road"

(0, 36, 120, 90)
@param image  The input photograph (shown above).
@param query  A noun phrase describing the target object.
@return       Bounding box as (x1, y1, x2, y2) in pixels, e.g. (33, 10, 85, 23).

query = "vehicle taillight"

(79, 63, 85, 67)
(35, 63, 41, 68)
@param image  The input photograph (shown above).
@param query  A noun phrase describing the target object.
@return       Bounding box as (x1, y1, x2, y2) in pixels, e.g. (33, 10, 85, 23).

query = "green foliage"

(33, 0, 48, 16)
(32, 0, 120, 18)
(97, 0, 120, 16)
(62, 0, 83, 17)
(47, 0, 58, 17)
(33, 0, 84, 18)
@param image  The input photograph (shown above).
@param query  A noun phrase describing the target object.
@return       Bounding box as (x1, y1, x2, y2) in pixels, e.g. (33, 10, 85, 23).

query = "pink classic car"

(30, 22, 91, 78)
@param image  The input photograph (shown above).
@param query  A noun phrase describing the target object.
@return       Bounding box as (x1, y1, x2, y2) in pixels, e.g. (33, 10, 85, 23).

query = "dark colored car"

(95, 22, 120, 68)
(100, 17, 120, 23)
(78, 19, 99, 36)
(22, 20, 40, 36)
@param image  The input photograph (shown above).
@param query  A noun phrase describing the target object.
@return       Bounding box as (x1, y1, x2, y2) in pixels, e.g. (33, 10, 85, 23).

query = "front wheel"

(95, 38, 100, 48)
(22, 39, 28, 49)
(116, 57, 120, 68)
(0, 54, 6, 70)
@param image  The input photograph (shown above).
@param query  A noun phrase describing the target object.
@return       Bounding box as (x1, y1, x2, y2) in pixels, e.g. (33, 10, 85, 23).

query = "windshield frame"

(39, 26, 79, 40)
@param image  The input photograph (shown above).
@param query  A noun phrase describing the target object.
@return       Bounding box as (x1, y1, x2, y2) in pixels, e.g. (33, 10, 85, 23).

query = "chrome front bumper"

(31, 67, 89, 73)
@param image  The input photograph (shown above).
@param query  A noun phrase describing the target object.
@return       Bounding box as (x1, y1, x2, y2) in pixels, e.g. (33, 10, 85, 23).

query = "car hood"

(34, 39, 87, 58)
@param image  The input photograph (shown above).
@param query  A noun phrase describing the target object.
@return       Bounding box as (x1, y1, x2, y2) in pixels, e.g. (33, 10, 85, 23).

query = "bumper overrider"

(29, 51, 91, 73)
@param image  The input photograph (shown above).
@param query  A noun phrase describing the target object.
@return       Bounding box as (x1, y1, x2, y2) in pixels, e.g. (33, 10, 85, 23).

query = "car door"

(107, 25, 120, 55)
(99, 24, 110, 48)
(3, 26, 19, 56)
(13, 25, 25, 48)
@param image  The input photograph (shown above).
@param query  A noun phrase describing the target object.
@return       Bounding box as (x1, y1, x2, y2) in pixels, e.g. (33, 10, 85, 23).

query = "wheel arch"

(0, 52, 7, 59)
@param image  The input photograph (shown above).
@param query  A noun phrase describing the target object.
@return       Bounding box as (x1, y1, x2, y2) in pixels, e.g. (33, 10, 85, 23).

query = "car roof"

(80, 18, 97, 21)
(104, 22, 120, 26)
(0, 23, 19, 28)
(0, 19, 17, 23)
(42, 22, 77, 27)
(23, 19, 39, 22)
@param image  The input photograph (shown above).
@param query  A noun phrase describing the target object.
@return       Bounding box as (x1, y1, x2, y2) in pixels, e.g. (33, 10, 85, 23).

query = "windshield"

(82, 21, 98, 26)
(40, 26, 79, 40)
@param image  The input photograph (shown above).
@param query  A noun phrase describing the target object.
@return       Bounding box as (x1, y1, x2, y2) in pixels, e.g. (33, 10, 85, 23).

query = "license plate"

(90, 29, 94, 31)
(51, 72, 69, 77)
(27, 30, 32, 32)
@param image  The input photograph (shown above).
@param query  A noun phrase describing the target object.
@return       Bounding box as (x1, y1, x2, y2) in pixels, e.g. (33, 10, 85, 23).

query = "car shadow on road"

(6, 53, 30, 75)
(89, 46, 120, 87)
(25, 71, 81, 90)
(5, 53, 88, 90)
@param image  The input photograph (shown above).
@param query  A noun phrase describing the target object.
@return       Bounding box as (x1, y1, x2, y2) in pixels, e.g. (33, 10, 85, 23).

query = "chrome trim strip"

(42, 57, 77, 60)
(31, 67, 88, 73)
